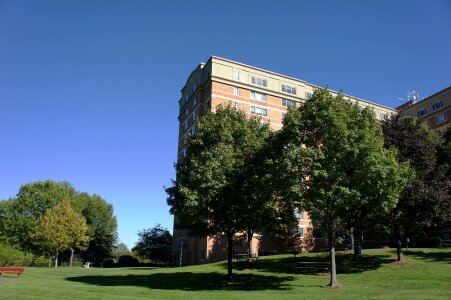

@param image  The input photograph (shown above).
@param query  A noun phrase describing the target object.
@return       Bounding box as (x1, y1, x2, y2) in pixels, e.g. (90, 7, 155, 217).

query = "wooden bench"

(294, 262, 330, 274)
(235, 254, 258, 263)
(0, 267, 25, 277)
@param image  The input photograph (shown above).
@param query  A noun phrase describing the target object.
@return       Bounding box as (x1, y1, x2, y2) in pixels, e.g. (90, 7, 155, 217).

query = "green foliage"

(0, 243, 34, 267)
(32, 200, 89, 267)
(0, 180, 77, 251)
(133, 224, 172, 264)
(77, 193, 118, 265)
(0, 180, 118, 265)
(381, 115, 451, 244)
(166, 104, 273, 280)
(277, 89, 410, 286)
(117, 255, 140, 267)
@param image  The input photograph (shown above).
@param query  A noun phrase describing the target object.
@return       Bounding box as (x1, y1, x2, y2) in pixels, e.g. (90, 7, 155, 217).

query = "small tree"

(33, 200, 89, 267)
(278, 89, 410, 287)
(133, 224, 172, 264)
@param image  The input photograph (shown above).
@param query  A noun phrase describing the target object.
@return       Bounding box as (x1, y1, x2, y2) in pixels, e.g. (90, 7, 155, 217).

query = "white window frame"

(433, 100, 443, 111)
(250, 91, 267, 102)
(233, 70, 241, 81)
(233, 86, 240, 96)
(417, 108, 428, 117)
(282, 98, 296, 108)
(435, 114, 447, 124)
(251, 106, 267, 117)
(305, 92, 313, 100)
(281, 84, 297, 95)
(234, 101, 240, 110)
(250, 75, 267, 87)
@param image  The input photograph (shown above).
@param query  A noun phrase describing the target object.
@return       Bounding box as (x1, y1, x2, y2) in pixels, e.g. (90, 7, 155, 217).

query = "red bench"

(0, 267, 25, 277)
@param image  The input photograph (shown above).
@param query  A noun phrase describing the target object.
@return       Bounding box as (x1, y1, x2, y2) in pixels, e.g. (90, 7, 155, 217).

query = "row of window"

(417, 100, 444, 118)
(233, 69, 313, 98)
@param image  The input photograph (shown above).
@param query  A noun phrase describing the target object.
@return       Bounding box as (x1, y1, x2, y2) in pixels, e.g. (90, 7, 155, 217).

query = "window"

(182, 147, 186, 157)
(233, 70, 241, 81)
(380, 112, 387, 120)
(293, 226, 304, 238)
(250, 91, 267, 102)
(200, 249, 205, 260)
(185, 109, 189, 117)
(192, 111, 196, 121)
(250, 75, 267, 87)
(282, 112, 287, 119)
(192, 82, 197, 93)
(417, 108, 428, 117)
(193, 98, 197, 106)
(185, 94, 189, 103)
(251, 106, 267, 116)
(191, 125, 196, 135)
(184, 121, 188, 130)
(233, 86, 240, 96)
(433, 100, 443, 111)
(232, 249, 239, 258)
(282, 98, 296, 108)
(234, 101, 240, 110)
(436, 114, 447, 124)
(305, 92, 313, 100)
(295, 210, 304, 220)
(281, 84, 297, 95)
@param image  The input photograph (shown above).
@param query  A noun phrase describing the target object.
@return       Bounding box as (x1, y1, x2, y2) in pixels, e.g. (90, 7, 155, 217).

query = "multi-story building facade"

(397, 86, 451, 138)
(174, 56, 397, 265)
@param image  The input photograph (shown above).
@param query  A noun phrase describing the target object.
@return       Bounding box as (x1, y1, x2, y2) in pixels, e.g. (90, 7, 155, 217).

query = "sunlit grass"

(1, 248, 450, 299)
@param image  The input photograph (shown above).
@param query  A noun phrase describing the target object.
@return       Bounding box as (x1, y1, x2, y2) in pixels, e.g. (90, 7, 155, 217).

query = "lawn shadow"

(66, 272, 295, 291)
(404, 250, 451, 263)
(230, 253, 395, 275)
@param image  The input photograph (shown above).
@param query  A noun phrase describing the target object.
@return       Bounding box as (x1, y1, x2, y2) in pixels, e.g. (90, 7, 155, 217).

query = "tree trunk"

(247, 230, 253, 256)
(227, 234, 233, 281)
(394, 223, 403, 261)
(350, 227, 354, 252)
(54, 251, 59, 268)
(70, 248, 74, 267)
(328, 230, 339, 287)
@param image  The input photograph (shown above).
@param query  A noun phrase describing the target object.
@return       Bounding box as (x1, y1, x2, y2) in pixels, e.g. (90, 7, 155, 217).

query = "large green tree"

(166, 105, 273, 281)
(278, 89, 410, 287)
(77, 193, 118, 266)
(0, 181, 118, 264)
(133, 224, 172, 264)
(32, 200, 89, 267)
(381, 115, 451, 257)
(0, 180, 77, 251)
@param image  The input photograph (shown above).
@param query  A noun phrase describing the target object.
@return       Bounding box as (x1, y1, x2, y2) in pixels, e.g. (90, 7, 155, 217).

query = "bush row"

(0, 244, 48, 267)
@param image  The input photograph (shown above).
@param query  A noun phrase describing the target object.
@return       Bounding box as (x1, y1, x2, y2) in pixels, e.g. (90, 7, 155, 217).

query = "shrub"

(0, 243, 34, 267)
(117, 255, 139, 267)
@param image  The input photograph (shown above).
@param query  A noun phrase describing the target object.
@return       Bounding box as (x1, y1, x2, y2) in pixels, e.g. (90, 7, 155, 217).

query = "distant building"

(173, 56, 398, 264)
(397, 86, 451, 138)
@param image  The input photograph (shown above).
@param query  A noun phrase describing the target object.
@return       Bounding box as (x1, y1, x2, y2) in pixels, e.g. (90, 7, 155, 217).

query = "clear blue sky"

(1, 0, 450, 248)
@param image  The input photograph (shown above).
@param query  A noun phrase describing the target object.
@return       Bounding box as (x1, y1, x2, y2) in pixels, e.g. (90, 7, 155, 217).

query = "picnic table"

(235, 254, 258, 263)
(294, 262, 330, 274)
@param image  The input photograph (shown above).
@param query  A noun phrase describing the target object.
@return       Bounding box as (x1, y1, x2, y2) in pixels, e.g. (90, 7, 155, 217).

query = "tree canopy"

(133, 224, 172, 264)
(32, 200, 89, 267)
(166, 104, 274, 280)
(381, 115, 451, 253)
(277, 89, 410, 287)
(0, 180, 118, 265)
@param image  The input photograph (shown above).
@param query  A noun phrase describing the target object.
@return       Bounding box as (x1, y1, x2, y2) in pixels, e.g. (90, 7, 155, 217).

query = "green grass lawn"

(1, 248, 450, 299)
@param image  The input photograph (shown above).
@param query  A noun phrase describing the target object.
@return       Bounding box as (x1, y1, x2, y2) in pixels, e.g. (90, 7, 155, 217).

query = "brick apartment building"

(173, 56, 446, 264)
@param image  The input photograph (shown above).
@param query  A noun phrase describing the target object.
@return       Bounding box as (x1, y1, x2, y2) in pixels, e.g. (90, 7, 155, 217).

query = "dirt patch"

(322, 283, 344, 289)
(0, 277, 18, 282)
(390, 260, 409, 267)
